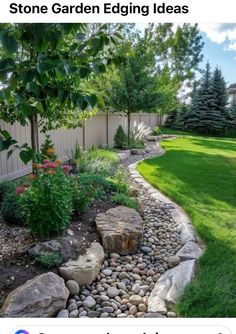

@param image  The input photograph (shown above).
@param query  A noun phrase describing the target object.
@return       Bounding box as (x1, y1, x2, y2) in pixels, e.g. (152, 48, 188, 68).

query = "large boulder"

(59, 242, 104, 285)
(96, 206, 143, 255)
(148, 260, 196, 314)
(1, 272, 69, 317)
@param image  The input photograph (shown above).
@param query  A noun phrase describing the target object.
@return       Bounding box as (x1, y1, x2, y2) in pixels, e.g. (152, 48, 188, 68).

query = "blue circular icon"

(15, 330, 30, 334)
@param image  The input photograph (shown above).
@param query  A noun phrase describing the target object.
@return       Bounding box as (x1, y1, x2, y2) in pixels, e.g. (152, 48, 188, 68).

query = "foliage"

(36, 252, 63, 268)
(131, 121, 152, 141)
(66, 141, 83, 173)
(177, 64, 229, 135)
(78, 147, 119, 176)
(114, 125, 128, 149)
(108, 169, 129, 194)
(19, 170, 73, 238)
(72, 173, 107, 213)
(138, 136, 236, 316)
(1, 191, 23, 224)
(153, 126, 162, 136)
(0, 23, 123, 159)
(40, 134, 57, 160)
(0, 180, 16, 202)
(112, 193, 137, 209)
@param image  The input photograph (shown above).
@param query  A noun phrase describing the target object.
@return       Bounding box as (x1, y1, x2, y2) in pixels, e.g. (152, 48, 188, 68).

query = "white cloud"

(199, 23, 236, 51)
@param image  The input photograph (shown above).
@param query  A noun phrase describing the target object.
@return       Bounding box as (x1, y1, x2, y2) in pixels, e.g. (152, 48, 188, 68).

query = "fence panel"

(0, 112, 164, 181)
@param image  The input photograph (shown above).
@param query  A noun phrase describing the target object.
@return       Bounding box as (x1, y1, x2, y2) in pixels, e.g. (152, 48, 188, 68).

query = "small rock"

(57, 310, 69, 318)
(138, 304, 147, 312)
(82, 296, 96, 308)
(141, 246, 151, 253)
(107, 287, 119, 298)
(66, 280, 80, 295)
(129, 295, 143, 306)
(102, 269, 112, 276)
(168, 256, 181, 268)
(167, 311, 177, 318)
(132, 283, 140, 294)
(129, 305, 138, 315)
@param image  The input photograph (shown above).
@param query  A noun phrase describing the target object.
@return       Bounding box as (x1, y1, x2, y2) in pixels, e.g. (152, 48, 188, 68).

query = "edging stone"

(127, 141, 204, 315)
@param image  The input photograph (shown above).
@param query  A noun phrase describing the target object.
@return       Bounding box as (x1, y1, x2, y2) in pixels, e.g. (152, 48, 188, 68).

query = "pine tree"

(165, 109, 177, 128)
(173, 104, 189, 130)
(185, 81, 201, 131)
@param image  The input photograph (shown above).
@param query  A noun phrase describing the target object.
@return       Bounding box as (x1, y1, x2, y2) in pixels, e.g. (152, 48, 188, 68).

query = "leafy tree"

(147, 23, 204, 81)
(0, 23, 122, 162)
(110, 41, 159, 145)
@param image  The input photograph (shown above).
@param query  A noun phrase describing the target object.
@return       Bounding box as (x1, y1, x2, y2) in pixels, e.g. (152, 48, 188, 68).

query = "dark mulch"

(0, 196, 116, 306)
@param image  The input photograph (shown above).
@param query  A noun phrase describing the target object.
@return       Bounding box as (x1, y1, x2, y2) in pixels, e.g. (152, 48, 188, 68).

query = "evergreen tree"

(173, 104, 189, 130)
(196, 63, 225, 134)
(185, 81, 201, 131)
(165, 109, 177, 128)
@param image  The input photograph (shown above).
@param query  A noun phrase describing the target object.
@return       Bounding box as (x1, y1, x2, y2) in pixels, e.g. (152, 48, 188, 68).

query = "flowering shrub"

(20, 169, 73, 238)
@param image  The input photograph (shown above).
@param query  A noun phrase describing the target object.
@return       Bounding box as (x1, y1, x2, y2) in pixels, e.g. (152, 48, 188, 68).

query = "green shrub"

(20, 171, 73, 239)
(78, 148, 119, 177)
(109, 169, 129, 194)
(0, 180, 16, 203)
(40, 134, 57, 160)
(112, 193, 137, 209)
(72, 173, 110, 213)
(114, 125, 128, 149)
(153, 126, 162, 136)
(36, 252, 63, 268)
(129, 138, 145, 149)
(1, 191, 23, 224)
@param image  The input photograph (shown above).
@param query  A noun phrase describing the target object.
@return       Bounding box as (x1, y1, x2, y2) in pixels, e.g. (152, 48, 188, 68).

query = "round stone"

(69, 310, 79, 318)
(102, 269, 113, 276)
(129, 295, 143, 306)
(138, 303, 147, 312)
(141, 246, 151, 253)
(107, 287, 119, 298)
(82, 296, 96, 308)
(57, 310, 69, 318)
(125, 264, 133, 271)
(102, 306, 114, 313)
(167, 311, 177, 318)
(117, 282, 126, 290)
(67, 303, 77, 312)
(66, 280, 80, 295)
(168, 256, 181, 268)
(132, 283, 140, 294)
(100, 312, 109, 318)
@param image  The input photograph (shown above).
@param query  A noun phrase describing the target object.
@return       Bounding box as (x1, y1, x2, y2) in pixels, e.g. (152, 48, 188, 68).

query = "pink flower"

(41, 163, 48, 169)
(64, 162, 70, 166)
(48, 162, 57, 169)
(62, 165, 70, 173)
(42, 159, 50, 164)
(16, 186, 25, 196)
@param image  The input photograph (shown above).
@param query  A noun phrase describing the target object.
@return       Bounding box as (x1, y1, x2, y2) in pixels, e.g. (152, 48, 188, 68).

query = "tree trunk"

(127, 111, 131, 146)
(29, 112, 39, 153)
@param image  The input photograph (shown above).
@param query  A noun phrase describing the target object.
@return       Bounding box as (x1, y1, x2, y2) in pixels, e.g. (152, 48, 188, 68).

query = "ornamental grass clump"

(19, 167, 73, 239)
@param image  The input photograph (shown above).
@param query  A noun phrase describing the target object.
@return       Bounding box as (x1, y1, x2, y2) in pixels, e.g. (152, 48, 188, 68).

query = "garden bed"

(0, 196, 116, 306)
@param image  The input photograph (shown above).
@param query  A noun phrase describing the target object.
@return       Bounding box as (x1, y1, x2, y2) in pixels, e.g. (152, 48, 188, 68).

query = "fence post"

(106, 111, 109, 146)
(82, 123, 85, 150)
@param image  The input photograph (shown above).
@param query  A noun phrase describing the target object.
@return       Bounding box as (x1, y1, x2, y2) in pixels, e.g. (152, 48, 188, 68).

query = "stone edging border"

(121, 142, 205, 315)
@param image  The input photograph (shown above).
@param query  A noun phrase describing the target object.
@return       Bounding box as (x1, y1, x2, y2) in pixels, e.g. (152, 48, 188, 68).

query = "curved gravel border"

(125, 140, 204, 315)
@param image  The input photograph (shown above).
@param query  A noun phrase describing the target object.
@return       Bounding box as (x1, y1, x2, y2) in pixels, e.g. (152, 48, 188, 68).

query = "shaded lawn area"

(137, 136, 236, 317)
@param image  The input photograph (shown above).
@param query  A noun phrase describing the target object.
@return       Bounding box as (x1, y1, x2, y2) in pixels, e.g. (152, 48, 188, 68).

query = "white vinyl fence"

(0, 112, 165, 181)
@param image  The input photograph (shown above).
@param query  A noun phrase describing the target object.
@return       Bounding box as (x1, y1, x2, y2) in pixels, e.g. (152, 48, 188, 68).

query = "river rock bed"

(60, 144, 184, 318)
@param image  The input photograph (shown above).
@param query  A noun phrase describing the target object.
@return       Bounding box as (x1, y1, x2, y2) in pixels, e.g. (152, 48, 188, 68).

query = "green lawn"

(137, 135, 236, 317)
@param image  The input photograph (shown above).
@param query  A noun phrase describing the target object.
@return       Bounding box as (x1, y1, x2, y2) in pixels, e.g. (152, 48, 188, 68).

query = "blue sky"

(200, 30, 236, 85)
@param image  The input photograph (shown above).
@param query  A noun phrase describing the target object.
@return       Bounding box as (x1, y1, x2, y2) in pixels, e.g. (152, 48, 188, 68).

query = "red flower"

(16, 186, 25, 195)
(41, 163, 48, 169)
(48, 162, 57, 169)
(42, 159, 50, 163)
(62, 165, 70, 173)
